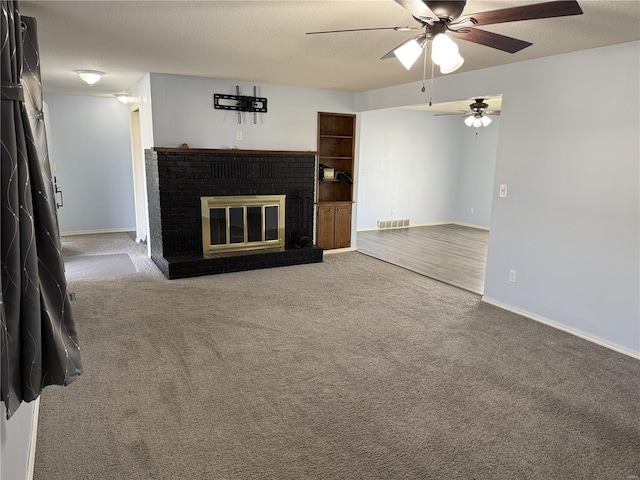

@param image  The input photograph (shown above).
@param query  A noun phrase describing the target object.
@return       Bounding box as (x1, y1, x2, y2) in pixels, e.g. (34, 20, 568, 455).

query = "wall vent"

(377, 219, 410, 230)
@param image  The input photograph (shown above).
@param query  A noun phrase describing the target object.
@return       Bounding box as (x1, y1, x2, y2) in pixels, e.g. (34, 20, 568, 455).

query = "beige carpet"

(34, 233, 640, 480)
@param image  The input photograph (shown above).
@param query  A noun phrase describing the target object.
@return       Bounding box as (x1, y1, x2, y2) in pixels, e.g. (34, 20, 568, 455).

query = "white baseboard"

(26, 397, 40, 480)
(452, 221, 490, 231)
(323, 246, 358, 255)
(60, 228, 135, 237)
(482, 296, 640, 360)
(357, 221, 490, 233)
(357, 221, 449, 232)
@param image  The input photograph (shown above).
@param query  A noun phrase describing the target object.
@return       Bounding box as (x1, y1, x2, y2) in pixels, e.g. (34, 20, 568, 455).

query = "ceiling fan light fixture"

(439, 53, 464, 74)
(464, 114, 475, 127)
(394, 37, 426, 70)
(75, 70, 104, 86)
(481, 115, 492, 127)
(472, 116, 483, 128)
(431, 33, 464, 74)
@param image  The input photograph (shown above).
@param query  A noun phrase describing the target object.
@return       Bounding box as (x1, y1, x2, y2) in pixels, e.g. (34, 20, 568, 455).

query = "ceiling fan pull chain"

(421, 40, 428, 93)
(429, 55, 435, 106)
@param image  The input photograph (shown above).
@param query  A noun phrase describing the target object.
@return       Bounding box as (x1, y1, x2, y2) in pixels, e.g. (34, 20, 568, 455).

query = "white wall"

(454, 118, 500, 227)
(355, 41, 640, 354)
(357, 109, 462, 229)
(1, 400, 37, 480)
(44, 94, 136, 234)
(128, 73, 155, 247)
(129, 73, 154, 150)
(149, 73, 355, 150)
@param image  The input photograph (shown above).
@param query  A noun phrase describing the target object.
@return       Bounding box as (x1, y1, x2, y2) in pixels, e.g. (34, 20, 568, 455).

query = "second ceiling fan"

(435, 98, 501, 127)
(307, 1, 583, 73)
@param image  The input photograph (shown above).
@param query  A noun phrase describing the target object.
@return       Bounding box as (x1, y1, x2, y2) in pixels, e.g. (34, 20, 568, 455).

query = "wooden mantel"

(152, 147, 317, 156)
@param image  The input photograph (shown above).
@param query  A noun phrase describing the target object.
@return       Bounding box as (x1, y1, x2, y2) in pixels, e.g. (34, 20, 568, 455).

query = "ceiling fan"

(307, 1, 583, 73)
(434, 98, 500, 127)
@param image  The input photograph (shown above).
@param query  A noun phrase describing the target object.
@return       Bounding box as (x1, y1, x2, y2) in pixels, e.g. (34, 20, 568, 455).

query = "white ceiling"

(21, 0, 640, 109)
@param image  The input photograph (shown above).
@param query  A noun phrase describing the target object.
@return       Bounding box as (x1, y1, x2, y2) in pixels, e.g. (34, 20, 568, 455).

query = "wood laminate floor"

(357, 224, 489, 295)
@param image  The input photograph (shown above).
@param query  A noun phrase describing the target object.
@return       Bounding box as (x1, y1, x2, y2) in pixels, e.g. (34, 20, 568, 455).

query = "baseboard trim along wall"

(452, 221, 490, 231)
(60, 227, 135, 237)
(357, 221, 490, 233)
(482, 296, 640, 360)
(323, 246, 358, 255)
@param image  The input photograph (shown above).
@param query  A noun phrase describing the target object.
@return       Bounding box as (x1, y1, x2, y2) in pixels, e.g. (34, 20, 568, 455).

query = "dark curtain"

(1, 0, 82, 419)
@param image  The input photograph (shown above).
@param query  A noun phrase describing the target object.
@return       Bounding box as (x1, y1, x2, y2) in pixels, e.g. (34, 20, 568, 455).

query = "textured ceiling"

(20, 0, 640, 106)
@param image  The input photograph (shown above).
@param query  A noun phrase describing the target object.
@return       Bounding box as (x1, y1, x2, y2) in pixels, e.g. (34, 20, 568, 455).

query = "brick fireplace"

(145, 148, 322, 279)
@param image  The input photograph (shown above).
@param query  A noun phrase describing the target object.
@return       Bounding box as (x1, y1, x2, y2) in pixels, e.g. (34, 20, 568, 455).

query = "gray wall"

(356, 109, 462, 229)
(355, 41, 640, 354)
(454, 118, 500, 227)
(44, 94, 136, 234)
(356, 109, 499, 230)
(149, 73, 355, 151)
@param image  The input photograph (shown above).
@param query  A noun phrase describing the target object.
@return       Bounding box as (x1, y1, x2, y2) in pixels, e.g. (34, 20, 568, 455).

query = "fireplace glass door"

(201, 195, 286, 255)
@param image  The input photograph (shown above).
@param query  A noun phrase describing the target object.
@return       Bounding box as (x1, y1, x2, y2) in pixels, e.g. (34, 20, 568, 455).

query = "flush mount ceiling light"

(115, 94, 130, 104)
(75, 70, 104, 86)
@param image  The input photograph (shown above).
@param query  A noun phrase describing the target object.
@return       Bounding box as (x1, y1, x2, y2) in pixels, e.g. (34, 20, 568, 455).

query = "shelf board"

(319, 134, 353, 139)
(319, 179, 345, 183)
(318, 156, 352, 160)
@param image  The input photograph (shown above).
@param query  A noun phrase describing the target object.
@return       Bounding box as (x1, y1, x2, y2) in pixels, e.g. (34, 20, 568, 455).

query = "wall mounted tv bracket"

(214, 86, 267, 124)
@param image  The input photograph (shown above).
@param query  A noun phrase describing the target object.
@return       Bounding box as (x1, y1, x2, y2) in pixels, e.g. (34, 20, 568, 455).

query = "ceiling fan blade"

(306, 26, 420, 35)
(458, 0, 583, 27)
(433, 111, 470, 116)
(451, 27, 532, 54)
(394, 0, 437, 23)
(484, 110, 501, 116)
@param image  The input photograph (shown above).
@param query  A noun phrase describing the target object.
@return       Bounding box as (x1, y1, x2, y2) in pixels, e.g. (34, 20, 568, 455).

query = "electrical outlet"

(499, 184, 508, 198)
(470, 207, 474, 215)
(509, 270, 517, 283)
(236, 131, 243, 141)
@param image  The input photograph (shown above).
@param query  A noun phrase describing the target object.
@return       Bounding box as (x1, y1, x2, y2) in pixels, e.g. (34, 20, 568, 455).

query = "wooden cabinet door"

(334, 204, 352, 249)
(316, 205, 335, 249)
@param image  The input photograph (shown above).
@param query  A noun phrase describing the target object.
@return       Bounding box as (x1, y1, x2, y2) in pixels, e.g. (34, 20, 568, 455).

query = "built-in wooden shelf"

(316, 112, 356, 250)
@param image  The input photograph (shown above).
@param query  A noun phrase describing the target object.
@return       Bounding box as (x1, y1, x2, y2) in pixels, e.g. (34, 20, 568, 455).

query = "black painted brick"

(145, 149, 320, 279)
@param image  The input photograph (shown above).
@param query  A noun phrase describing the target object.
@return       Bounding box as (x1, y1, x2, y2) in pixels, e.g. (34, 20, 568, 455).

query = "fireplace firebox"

(201, 195, 286, 255)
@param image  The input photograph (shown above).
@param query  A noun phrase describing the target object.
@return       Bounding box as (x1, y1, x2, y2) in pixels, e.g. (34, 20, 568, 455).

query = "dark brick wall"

(145, 149, 316, 259)
(145, 151, 164, 267)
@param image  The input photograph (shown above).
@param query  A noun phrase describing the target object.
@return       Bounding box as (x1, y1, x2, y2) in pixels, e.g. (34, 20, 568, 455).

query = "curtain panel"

(1, 0, 82, 419)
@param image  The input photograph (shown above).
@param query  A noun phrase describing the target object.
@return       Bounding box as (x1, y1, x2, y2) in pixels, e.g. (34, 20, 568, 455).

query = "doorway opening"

(130, 108, 147, 245)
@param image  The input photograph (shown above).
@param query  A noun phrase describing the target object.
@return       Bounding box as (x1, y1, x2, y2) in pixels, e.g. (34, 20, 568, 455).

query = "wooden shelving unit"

(316, 112, 355, 249)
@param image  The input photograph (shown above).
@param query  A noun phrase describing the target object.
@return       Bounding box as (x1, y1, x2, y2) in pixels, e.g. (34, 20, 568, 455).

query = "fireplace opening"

(201, 195, 285, 255)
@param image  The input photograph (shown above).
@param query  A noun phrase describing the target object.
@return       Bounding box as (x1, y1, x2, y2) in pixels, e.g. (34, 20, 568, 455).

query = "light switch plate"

(499, 184, 508, 198)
